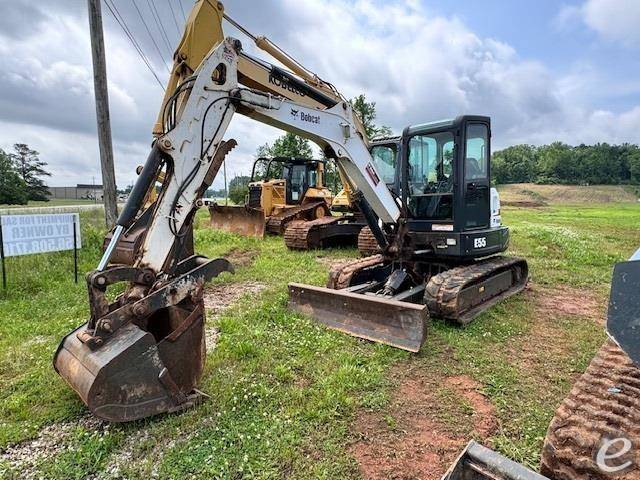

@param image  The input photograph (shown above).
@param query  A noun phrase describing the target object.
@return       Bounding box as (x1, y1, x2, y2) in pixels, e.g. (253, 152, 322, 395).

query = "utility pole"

(87, 0, 118, 227)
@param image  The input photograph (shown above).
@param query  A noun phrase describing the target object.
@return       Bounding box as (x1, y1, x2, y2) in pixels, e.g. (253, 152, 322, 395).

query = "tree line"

(492, 142, 640, 185)
(0, 144, 51, 205)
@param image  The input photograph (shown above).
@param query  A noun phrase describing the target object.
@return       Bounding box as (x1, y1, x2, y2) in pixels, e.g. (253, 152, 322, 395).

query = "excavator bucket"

(209, 204, 265, 238)
(606, 249, 640, 366)
(443, 441, 548, 480)
(288, 283, 428, 352)
(54, 257, 233, 422)
(54, 303, 207, 422)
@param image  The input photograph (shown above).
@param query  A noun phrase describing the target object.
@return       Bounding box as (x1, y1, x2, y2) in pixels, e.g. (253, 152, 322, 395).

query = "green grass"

(0, 203, 638, 478)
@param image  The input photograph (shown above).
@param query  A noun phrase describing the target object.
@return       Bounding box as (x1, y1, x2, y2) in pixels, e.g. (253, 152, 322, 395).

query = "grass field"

(0, 196, 638, 479)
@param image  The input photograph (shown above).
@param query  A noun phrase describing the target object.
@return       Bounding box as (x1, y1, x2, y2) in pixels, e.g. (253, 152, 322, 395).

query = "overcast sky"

(0, 0, 639, 188)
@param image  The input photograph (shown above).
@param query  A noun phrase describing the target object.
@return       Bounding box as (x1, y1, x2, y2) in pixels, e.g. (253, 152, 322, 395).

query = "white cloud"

(583, 0, 640, 47)
(556, 0, 640, 47)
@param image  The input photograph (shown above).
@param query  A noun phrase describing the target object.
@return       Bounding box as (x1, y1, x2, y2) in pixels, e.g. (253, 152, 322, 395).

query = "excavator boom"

(54, 0, 402, 420)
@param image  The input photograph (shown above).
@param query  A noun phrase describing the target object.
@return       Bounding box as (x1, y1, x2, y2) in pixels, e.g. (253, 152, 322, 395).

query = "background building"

(47, 184, 104, 201)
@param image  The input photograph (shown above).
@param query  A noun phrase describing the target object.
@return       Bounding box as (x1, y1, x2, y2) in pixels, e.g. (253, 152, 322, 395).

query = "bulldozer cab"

(249, 156, 326, 207)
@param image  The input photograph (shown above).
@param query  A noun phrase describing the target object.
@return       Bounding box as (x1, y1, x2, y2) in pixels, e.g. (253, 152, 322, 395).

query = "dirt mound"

(502, 200, 546, 208)
(498, 184, 638, 205)
(224, 247, 259, 268)
(349, 372, 496, 479)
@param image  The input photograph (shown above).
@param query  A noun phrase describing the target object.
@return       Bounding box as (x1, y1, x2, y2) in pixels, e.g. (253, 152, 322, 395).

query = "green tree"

(9, 144, 51, 201)
(228, 175, 251, 204)
(0, 148, 28, 205)
(492, 144, 539, 184)
(254, 133, 314, 179)
(349, 94, 392, 139)
(629, 150, 640, 184)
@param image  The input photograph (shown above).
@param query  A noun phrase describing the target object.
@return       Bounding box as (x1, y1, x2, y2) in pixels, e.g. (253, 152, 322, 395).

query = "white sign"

(1, 214, 81, 257)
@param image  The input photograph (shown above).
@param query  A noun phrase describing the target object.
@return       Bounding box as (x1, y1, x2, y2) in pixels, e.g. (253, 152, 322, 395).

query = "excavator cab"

(209, 156, 332, 237)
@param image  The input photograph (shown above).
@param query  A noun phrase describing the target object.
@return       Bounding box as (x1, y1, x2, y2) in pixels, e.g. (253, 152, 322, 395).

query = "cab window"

(370, 144, 396, 184)
(465, 124, 488, 180)
(289, 164, 307, 201)
(407, 131, 454, 220)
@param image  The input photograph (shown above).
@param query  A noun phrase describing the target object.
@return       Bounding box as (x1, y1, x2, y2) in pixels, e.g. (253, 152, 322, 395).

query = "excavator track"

(327, 254, 385, 289)
(284, 216, 365, 250)
(357, 226, 381, 256)
(424, 256, 528, 324)
(540, 340, 640, 480)
(284, 217, 340, 249)
(265, 201, 328, 235)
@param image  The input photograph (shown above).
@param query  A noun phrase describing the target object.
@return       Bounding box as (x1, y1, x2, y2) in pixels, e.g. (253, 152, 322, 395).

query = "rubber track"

(284, 216, 340, 250)
(541, 340, 640, 480)
(327, 254, 385, 289)
(423, 255, 527, 324)
(357, 227, 381, 257)
(265, 201, 326, 235)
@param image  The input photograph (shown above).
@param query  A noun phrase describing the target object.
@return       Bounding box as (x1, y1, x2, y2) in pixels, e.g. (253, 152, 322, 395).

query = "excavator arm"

(130, 37, 400, 273)
(54, 5, 400, 421)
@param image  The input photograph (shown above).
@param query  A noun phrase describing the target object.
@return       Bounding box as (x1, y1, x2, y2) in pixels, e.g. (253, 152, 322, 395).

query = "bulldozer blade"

(607, 255, 640, 366)
(209, 204, 265, 238)
(288, 283, 428, 352)
(443, 441, 548, 480)
(54, 304, 206, 422)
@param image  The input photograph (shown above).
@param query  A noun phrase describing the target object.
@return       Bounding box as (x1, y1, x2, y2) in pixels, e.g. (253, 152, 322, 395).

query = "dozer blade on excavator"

(288, 283, 429, 352)
(54, 256, 233, 422)
(209, 204, 265, 238)
(443, 441, 547, 480)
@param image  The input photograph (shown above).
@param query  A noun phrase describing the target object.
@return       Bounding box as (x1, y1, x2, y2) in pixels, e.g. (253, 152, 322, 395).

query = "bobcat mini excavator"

(53, 0, 527, 421)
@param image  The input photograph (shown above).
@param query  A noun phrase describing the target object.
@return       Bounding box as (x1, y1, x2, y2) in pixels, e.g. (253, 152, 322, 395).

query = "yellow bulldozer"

(209, 156, 333, 237)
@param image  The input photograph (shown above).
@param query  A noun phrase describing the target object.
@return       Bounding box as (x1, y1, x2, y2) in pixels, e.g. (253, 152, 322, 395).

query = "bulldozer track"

(284, 217, 341, 249)
(541, 340, 640, 480)
(327, 254, 385, 289)
(424, 255, 528, 324)
(265, 201, 328, 235)
(357, 227, 381, 256)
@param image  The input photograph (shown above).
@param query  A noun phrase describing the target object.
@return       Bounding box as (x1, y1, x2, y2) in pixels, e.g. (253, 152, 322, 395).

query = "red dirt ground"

(349, 371, 497, 480)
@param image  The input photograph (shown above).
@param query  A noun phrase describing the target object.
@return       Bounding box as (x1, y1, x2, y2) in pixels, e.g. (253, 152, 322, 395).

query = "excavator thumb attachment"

(606, 251, 640, 366)
(54, 257, 233, 422)
(288, 283, 428, 352)
(209, 204, 265, 238)
(443, 441, 548, 480)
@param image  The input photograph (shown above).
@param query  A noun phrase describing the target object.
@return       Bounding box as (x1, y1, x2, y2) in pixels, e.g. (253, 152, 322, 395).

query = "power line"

(131, 0, 171, 72)
(166, 0, 181, 36)
(103, 0, 165, 89)
(145, 0, 173, 55)
(178, 0, 187, 23)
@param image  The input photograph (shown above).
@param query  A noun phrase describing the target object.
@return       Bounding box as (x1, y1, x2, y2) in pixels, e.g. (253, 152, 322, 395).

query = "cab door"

(462, 122, 491, 229)
(286, 164, 308, 205)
